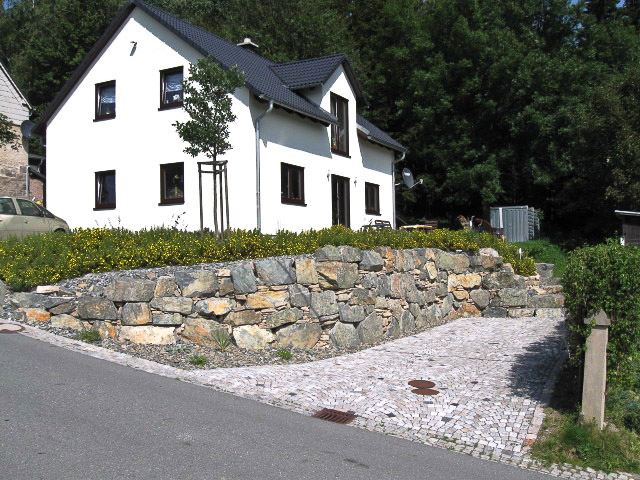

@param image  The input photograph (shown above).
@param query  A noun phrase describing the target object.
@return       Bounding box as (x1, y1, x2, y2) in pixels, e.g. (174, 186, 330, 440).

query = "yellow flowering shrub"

(0, 226, 535, 291)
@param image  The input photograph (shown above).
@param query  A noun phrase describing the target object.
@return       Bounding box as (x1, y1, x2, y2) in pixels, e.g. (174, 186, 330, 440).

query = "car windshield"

(36, 204, 56, 219)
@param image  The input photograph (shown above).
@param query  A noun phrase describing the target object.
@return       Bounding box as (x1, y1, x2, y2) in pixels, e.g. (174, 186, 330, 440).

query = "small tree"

(0, 113, 20, 151)
(173, 57, 245, 162)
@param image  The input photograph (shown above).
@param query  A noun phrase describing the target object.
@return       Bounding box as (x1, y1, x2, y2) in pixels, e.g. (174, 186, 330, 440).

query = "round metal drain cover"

(408, 380, 435, 389)
(411, 388, 439, 396)
(0, 323, 24, 333)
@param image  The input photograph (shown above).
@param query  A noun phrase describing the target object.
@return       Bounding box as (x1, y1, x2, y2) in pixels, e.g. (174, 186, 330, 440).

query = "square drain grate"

(312, 408, 356, 424)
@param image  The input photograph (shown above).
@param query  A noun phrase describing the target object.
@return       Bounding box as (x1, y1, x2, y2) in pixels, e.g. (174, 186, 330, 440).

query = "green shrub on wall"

(564, 240, 640, 388)
(0, 226, 535, 291)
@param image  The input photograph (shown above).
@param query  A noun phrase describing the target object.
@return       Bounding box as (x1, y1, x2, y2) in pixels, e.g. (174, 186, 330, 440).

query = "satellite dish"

(20, 120, 35, 139)
(402, 168, 415, 188)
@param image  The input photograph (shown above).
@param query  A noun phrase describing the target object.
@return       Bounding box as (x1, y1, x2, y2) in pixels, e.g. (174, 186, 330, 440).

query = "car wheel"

(54, 228, 66, 233)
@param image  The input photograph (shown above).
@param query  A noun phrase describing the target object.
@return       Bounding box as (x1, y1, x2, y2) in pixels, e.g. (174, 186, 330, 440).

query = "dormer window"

(330, 93, 349, 156)
(95, 81, 115, 120)
(160, 67, 184, 109)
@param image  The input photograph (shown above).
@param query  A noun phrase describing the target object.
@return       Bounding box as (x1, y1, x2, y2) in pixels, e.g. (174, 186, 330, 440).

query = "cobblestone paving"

(3, 315, 637, 479)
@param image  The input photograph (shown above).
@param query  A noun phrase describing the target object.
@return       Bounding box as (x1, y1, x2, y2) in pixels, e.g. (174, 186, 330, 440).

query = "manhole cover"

(408, 380, 435, 389)
(312, 408, 357, 424)
(0, 323, 24, 333)
(411, 388, 440, 396)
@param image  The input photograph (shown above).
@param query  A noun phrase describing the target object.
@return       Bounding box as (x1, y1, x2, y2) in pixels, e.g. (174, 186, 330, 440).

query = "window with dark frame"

(159, 67, 184, 109)
(160, 162, 184, 205)
(281, 162, 305, 205)
(365, 182, 380, 215)
(95, 81, 116, 120)
(330, 93, 349, 156)
(95, 170, 116, 210)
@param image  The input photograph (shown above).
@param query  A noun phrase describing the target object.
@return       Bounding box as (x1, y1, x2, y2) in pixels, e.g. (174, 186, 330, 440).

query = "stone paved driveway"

(190, 316, 567, 456)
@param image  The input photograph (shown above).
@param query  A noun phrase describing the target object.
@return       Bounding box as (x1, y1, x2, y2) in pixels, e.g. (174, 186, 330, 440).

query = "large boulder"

(10, 292, 71, 310)
(349, 288, 375, 305)
(265, 308, 302, 329)
(230, 262, 257, 294)
(149, 297, 193, 315)
(245, 291, 289, 309)
(529, 294, 565, 309)
(314, 245, 342, 262)
(338, 304, 365, 323)
(316, 262, 359, 289)
(329, 322, 360, 348)
(51, 314, 84, 330)
(359, 251, 383, 271)
(309, 291, 338, 318)
(194, 298, 236, 316)
(294, 258, 318, 284)
(107, 278, 156, 302)
(435, 251, 470, 273)
(77, 298, 117, 320)
(154, 276, 176, 297)
(119, 326, 176, 345)
(357, 313, 384, 344)
(470, 290, 490, 309)
(180, 317, 228, 347)
(224, 310, 261, 326)
(121, 303, 152, 325)
(275, 323, 321, 349)
(17, 307, 51, 323)
(175, 270, 217, 298)
(233, 325, 275, 349)
(495, 288, 528, 307)
(255, 258, 296, 285)
(152, 312, 183, 326)
(288, 284, 311, 307)
(482, 272, 525, 290)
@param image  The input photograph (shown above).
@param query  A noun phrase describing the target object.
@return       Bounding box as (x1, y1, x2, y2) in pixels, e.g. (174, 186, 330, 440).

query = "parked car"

(0, 196, 70, 239)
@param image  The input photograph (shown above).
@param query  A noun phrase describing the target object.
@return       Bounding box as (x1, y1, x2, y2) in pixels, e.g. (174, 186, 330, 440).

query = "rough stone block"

(294, 257, 318, 284)
(448, 273, 482, 291)
(154, 276, 175, 297)
(338, 304, 365, 323)
(314, 245, 342, 262)
(233, 325, 275, 349)
(483, 306, 508, 318)
(316, 262, 358, 289)
(255, 257, 296, 285)
(482, 272, 525, 290)
(49, 301, 76, 315)
(108, 278, 156, 302)
(435, 251, 470, 273)
(393, 250, 416, 271)
(231, 262, 257, 294)
(535, 308, 566, 319)
(150, 297, 193, 315)
(386, 318, 402, 338)
(119, 325, 176, 344)
(309, 291, 338, 318)
(91, 320, 118, 339)
(50, 314, 84, 330)
(452, 290, 469, 301)
(329, 322, 360, 348)
(10, 292, 71, 310)
(338, 246, 362, 263)
(195, 298, 236, 316)
(508, 308, 535, 318)
(152, 312, 183, 326)
(265, 308, 302, 329)
(77, 297, 117, 320)
(528, 294, 564, 309)
(288, 284, 311, 307)
(424, 261, 438, 281)
(217, 277, 235, 296)
(224, 310, 261, 326)
(121, 302, 152, 325)
(180, 317, 228, 347)
(359, 251, 383, 271)
(245, 291, 289, 309)
(399, 310, 416, 333)
(459, 303, 481, 317)
(495, 288, 528, 307)
(357, 313, 384, 344)
(175, 270, 217, 298)
(422, 304, 443, 328)
(470, 290, 490, 309)
(375, 275, 392, 297)
(18, 307, 51, 323)
(275, 323, 321, 349)
(349, 288, 375, 305)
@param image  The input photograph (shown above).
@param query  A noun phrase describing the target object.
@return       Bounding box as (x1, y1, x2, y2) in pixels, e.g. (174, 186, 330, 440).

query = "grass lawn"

(514, 238, 568, 278)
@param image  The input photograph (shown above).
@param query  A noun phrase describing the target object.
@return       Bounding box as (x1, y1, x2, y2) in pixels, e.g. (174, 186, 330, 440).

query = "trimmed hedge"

(0, 225, 535, 291)
(564, 240, 640, 388)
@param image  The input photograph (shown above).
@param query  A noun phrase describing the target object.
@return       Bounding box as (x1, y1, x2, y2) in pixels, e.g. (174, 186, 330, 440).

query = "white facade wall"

(45, 8, 395, 233)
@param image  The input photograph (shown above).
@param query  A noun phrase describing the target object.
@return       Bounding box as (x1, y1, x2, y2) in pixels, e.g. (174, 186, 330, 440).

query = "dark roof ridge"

(274, 53, 347, 67)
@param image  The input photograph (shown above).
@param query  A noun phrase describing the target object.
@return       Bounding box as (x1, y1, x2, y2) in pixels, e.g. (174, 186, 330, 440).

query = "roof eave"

(0, 61, 32, 111)
(357, 128, 406, 154)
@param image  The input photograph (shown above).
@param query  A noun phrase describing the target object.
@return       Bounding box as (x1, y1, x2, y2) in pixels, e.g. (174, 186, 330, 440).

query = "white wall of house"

(45, 7, 395, 233)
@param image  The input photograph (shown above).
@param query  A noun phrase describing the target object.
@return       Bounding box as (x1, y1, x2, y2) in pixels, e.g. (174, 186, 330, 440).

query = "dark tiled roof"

(35, 0, 405, 153)
(357, 114, 407, 153)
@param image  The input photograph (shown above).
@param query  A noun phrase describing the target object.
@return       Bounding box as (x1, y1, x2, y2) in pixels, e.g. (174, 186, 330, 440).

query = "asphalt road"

(0, 333, 552, 480)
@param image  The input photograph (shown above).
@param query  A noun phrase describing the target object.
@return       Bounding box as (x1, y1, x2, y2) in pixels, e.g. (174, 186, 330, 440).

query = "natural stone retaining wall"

(8, 246, 564, 349)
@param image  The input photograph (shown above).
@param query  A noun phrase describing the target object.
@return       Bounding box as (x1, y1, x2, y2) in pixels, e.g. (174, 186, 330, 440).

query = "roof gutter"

(392, 152, 405, 229)
(254, 96, 274, 232)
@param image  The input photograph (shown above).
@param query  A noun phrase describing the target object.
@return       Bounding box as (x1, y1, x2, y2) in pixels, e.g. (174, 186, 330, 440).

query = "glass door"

(331, 174, 350, 227)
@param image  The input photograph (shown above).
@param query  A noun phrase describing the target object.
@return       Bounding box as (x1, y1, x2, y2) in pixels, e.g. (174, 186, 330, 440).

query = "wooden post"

(581, 309, 610, 429)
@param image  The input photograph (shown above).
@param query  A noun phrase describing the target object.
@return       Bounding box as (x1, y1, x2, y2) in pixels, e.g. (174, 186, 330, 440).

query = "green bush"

(0, 225, 535, 291)
(189, 354, 207, 366)
(607, 388, 640, 434)
(563, 240, 640, 388)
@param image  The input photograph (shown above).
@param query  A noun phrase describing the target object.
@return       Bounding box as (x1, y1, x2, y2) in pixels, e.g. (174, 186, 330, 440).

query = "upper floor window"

(160, 67, 184, 110)
(330, 93, 349, 156)
(365, 182, 380, 215)
(160, 162, 184, 205)
(95, 81, 116, 120)
(95, 170, 116, 210)
(281, 162, 305, 205)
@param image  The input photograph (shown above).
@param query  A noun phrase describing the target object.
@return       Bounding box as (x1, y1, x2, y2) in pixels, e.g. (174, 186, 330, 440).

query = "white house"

(34, 0, 406, 233)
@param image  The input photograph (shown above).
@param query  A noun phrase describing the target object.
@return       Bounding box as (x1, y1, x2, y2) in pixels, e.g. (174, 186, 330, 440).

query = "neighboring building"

(615, 210, 640, 246)
(0, 61, 43, 202)
(35, 0, 406, 233)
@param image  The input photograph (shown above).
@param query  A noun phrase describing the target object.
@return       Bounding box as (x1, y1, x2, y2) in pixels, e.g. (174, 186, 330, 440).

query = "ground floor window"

(160, 162, 184, 205)
(95, 170, 116, 210)
(365, 182, 380, 215)
(281, 162, 305, 205)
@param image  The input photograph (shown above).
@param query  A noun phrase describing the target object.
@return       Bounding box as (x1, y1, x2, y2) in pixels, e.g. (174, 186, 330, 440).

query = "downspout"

(254, 97, 274, 232)
(392, 152, 405, 229)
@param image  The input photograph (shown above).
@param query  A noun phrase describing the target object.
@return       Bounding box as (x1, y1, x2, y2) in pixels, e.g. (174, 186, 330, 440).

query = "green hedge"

(0, 226, 535, 291)
(564, 240, 640, 388)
